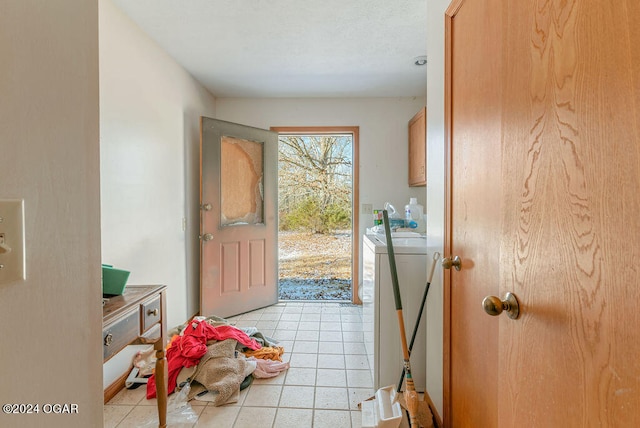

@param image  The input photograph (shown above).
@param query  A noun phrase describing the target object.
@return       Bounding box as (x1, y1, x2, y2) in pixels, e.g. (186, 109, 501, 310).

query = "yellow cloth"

(242, 346, 285, 362)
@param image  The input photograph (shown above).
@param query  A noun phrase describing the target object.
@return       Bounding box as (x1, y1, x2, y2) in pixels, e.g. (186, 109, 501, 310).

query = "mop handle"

(382, 210, 419, 427)
(382, 210, 403, 311)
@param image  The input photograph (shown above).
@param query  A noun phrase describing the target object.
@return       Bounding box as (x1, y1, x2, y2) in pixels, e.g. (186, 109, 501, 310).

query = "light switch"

(0, 199, 26, 284)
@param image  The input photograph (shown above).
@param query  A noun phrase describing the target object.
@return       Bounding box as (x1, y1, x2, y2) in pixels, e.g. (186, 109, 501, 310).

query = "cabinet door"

(408, 107, 426, 186)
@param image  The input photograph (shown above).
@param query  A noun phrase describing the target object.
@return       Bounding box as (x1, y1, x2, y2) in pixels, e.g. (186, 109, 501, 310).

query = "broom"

(382, 209, 421, 428)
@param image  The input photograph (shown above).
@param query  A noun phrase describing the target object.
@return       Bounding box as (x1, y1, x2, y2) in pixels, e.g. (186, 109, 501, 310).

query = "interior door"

(445, 0, 640, 426)
(200, 117, 278, 318)
(444, 0, 502, 425)
(499, 1, 640, 426)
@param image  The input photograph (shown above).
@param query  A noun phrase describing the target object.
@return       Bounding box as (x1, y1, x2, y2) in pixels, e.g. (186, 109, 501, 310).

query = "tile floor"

(104, 301, 375, 427)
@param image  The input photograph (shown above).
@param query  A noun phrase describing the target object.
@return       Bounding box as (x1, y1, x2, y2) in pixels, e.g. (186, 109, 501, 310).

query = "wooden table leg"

(155, 344, 168, 428)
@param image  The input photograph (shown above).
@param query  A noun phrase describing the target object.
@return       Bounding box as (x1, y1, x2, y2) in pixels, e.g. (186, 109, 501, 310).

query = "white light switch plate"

(0, 199, 26, 284)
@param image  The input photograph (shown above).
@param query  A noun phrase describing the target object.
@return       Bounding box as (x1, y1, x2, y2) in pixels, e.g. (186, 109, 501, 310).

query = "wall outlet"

(362, 204, 373, 215)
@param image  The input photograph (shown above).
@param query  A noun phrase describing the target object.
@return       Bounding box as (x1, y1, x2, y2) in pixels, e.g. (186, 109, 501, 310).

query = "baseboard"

(104, 370, 130, 404)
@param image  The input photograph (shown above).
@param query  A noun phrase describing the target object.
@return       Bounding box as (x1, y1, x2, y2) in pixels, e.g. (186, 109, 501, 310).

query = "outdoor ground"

(278, 230, 352, 300)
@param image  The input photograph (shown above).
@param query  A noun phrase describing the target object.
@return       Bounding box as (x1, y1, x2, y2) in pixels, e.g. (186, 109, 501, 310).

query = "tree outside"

(277, 134, 353, 300)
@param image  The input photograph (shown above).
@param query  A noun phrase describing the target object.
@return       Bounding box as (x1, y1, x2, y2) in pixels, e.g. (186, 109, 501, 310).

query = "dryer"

(362, 233, 428, 391)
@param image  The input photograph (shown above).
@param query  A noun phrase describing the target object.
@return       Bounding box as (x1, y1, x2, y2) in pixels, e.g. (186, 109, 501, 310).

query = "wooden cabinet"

(408, 107, 427, 186)
(103, 285, 168, 427)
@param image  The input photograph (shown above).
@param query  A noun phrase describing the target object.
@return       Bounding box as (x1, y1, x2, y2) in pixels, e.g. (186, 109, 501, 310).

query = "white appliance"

(362, 233, 428, 391)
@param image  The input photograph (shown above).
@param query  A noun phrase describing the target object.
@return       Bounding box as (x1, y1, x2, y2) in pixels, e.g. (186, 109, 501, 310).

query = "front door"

(446, 0, 640, 426)
(200, 117, 278, 318)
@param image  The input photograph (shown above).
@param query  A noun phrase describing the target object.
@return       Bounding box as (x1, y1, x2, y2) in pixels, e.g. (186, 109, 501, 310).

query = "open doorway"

(271, 127, 360, 303)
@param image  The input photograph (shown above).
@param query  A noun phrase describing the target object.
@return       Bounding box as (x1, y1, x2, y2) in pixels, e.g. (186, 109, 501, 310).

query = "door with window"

(200, 117, 278, 318)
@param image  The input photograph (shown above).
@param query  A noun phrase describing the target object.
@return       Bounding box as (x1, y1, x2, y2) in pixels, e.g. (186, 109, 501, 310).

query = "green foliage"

(280, 197, 351, 234)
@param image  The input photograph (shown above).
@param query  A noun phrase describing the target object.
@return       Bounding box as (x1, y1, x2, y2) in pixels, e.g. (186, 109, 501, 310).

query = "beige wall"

(99, 0, 217, 330)
(0, 1, 102, 426)
(425, 0, 452, 417)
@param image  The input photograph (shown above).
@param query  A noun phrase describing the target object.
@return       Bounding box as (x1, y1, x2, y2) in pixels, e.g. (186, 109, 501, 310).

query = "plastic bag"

(139, 383, 199, 427)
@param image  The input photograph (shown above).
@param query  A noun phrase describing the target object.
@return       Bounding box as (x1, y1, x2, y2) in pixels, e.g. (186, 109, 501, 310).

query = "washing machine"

(362, 232, 428, 391)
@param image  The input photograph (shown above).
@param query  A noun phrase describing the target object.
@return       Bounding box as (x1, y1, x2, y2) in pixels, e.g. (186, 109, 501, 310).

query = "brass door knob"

(442, 256, 461, 271)
(482, 292, 520, 320)
(200, 233, 214, 241)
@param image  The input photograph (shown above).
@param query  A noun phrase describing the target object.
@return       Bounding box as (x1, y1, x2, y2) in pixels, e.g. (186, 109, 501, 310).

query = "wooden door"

(499, 1, 640, 426)
(200, 117, 278, 318)
(444, 0, 503, 425)
(445, 0, 640, 426)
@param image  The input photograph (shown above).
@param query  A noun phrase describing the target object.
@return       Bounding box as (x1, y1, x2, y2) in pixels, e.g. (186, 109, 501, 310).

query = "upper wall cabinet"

(408, 107, 426, 187)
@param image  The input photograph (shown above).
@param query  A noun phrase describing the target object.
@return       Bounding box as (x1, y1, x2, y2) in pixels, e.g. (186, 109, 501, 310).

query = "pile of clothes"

(146, 315, 289, 406)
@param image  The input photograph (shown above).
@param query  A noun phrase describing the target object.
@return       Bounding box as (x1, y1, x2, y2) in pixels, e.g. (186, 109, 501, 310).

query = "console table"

(103, 285, 168, 428)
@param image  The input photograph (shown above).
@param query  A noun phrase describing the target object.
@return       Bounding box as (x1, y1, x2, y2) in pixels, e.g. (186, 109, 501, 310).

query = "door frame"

(270, 126, 361, 304)
(443, 0, 466, 425)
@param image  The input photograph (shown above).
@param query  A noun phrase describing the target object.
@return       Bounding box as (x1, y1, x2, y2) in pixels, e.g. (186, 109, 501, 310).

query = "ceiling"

(111, 0, 428, 98)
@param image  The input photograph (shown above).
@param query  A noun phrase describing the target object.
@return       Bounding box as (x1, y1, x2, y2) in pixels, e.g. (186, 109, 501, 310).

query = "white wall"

(216, 97, 427, 261)
(99, 0, 216, 330)
(0, 1, 103, 426)
(425, 0, 452, 418)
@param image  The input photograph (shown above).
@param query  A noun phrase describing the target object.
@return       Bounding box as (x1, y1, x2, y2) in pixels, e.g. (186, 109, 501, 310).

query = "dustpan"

(361, 385, 403, 428)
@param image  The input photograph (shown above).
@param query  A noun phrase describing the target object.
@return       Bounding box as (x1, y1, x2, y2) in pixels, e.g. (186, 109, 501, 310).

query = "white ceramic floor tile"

(342, 331, 364, 342)
(319, 330, 343, 342)
(346, 369, 374, 388)
(296, 330, 320, 341)
(293, 340, 320, 353)
(298, 321, 321, 330)
(256, 320, 279, 331)
(289, 353, 318, 368)
(300, 313, 321, 321)
(343, 342, 367, 354)
(103, 405, 133, 428)
(318, 341, 344, 354)
(315, 369, 347, 387)
(313, 409, 352, 428)
(341, 322, 363, 332)
(277, 320, 300, 330)
(113, 405, 158, 428)
(260, 312, 282, 321)
(243, 384, 283, 407)
(233, 406, 276, 427)
(314, 387, 350, 410)
(321, 313, 341, 322)
(280, 313, 302, 321)
(320, 321, 342, 331)
(345, 354, 369, 370)
(279, 385, 315, 408)
(317, 354, 346, 369)
(272, 329, 298, 341)
(351, 410, 362, 427)
(284, 367, 317, 386)
(273, 407, 314, 427)
(194, 405, 240, 427)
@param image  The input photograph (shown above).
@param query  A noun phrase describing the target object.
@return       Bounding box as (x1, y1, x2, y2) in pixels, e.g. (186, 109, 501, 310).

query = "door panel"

(499, 0, 640, 426)
(445, 0, 502, 425)
(446, 0, 640, 426)
(200, 117, 278, 318)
